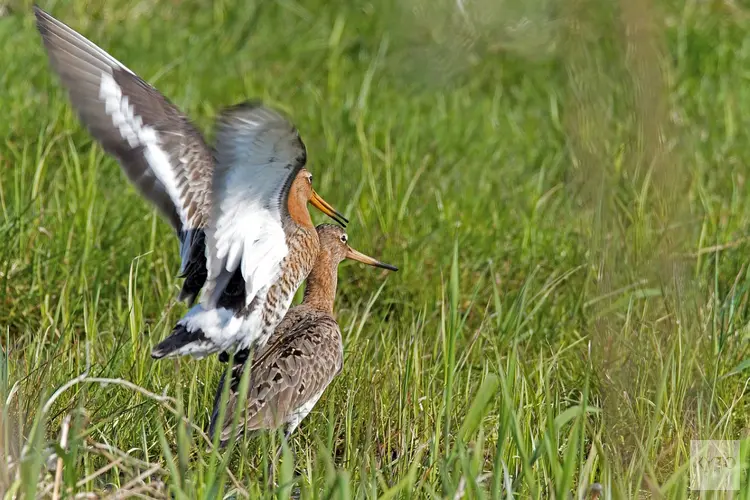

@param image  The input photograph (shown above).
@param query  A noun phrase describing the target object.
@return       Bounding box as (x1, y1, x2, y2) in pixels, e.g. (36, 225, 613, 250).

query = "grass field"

(2, 0, 750, 497)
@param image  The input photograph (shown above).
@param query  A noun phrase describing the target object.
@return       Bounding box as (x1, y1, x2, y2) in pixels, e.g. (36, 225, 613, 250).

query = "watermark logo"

(690, 440, 740, 491)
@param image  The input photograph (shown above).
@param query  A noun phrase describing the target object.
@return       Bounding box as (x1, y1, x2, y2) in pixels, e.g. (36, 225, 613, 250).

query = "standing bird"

(34, 8, 349, 359)
(209, 224, 397, 447)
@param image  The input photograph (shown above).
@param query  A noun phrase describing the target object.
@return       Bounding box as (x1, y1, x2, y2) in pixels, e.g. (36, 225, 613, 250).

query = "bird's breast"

(281, 226, 319, 287)
(260, 228, 319, 328)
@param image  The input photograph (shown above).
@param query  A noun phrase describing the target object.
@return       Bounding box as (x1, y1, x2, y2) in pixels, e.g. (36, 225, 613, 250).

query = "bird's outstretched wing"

(150, 103, 309, 359)
(34, 7, 213, 302)
(202, 102, 307, 311)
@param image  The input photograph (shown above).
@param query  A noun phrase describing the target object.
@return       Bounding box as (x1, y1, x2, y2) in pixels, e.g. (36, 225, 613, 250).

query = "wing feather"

(211, 314, 342, 441)
(202, 103, 307, 310)
(34, 7, 213, 235)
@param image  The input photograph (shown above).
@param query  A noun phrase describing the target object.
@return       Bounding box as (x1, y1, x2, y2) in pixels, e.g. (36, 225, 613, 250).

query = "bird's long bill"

(345, 247, 399, 272)
(310, 190, 349, 227)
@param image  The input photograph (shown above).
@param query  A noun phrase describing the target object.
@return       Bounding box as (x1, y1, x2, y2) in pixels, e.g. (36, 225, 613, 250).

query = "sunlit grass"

(2, 0, 750, 497)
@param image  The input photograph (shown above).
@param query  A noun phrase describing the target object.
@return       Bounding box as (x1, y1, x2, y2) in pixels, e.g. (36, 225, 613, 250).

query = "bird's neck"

(303, 250, 338, 315)
(287, 177, 314, 228)
(288, 194, 313, 228)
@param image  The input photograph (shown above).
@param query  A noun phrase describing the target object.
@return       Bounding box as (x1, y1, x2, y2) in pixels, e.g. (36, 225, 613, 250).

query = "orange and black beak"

(310, 190, 348, 227)
(345, 246, 399, 272)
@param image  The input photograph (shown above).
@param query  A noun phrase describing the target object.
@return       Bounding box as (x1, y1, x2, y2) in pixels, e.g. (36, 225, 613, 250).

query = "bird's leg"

(266, 426, 295, 490)
(265, 458, 275, 490)
(274, 425, 294, 463)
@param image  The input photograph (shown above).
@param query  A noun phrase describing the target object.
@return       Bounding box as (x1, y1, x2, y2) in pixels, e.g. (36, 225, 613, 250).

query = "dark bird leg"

(267, 425, 295, 490)
(274, 424, 295, 462)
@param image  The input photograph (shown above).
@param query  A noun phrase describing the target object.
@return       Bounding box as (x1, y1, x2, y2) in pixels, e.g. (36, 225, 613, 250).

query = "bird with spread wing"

(34, 7, 350, 360)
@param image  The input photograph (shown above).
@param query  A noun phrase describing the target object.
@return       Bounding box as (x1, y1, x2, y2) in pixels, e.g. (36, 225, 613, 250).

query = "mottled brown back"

(210, 305, 342, 442)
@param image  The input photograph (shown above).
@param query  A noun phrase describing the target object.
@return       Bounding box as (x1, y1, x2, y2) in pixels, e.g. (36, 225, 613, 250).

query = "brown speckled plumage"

(209, 225, 398, 445)
(214, 307, 341, 440)
(245, 224, 320, 347)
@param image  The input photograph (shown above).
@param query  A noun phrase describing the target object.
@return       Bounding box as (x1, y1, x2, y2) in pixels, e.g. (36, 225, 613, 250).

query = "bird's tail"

(150, 305, 234, 359)
(150, 322, 208, 359)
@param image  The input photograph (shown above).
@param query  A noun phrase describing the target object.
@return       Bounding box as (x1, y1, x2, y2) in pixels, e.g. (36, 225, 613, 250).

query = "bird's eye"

(340, 234, 348, 243)
(307, 174, 313, 184)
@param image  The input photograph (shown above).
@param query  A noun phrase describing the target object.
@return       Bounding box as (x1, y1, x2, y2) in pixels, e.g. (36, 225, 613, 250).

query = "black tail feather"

(177, 229, 208, 306)
(150, 323, 207, 359)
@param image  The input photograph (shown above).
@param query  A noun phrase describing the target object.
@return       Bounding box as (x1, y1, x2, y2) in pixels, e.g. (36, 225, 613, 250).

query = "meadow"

(2, 0, 750, 497)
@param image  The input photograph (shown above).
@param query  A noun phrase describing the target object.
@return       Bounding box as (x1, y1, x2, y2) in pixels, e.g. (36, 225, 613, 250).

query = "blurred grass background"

(2, 0, 750, 497)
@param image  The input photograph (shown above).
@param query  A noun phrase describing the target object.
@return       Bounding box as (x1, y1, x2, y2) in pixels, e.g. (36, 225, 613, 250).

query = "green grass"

(2, 0, 750, 497)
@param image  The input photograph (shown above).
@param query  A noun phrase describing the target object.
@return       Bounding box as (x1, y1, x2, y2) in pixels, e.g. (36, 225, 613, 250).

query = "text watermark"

(690, 440, 740, 491)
